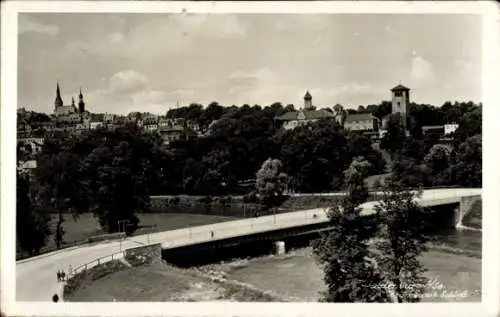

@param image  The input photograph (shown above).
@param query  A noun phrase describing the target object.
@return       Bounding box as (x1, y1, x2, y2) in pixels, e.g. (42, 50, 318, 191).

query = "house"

(422, 125, 445, 136)
(17, 119, 32, 136)
(143, 119, 159, 133)
(444, 123, 459, 135)
(158, 125, 197, 145)
(18, 137, 44, 155)
(103, 113, 115, 124)
(90, 121, 103, 130)
(275, 91, 334, 130)
(343, 113, 381, 138)
(17, 160, 37, 171)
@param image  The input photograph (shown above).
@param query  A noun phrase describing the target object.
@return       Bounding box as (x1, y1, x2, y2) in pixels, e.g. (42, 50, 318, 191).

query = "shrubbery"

(63, 260, 128, 300)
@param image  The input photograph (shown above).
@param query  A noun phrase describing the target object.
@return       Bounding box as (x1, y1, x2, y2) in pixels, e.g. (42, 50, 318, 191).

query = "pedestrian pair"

(56, 270, 66, 282)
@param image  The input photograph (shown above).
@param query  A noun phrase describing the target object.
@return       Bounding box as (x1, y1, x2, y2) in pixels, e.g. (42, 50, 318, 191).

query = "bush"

(64, 260, 127, 299)
(169, 197, 180, 205)
(198, 196, 213, 204)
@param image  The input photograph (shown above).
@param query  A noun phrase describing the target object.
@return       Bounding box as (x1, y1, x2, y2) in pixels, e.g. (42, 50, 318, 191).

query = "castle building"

(275, 91, 334, 130)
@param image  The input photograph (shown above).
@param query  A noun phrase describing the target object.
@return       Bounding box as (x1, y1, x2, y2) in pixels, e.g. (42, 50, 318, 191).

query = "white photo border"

(2, 1, 499, 316)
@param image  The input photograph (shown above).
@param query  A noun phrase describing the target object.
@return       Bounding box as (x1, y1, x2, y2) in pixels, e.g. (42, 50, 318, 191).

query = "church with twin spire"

(53, 82, 90, 123)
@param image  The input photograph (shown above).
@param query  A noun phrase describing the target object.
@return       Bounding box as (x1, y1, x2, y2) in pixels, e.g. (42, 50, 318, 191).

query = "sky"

(18, 13, 482, 115)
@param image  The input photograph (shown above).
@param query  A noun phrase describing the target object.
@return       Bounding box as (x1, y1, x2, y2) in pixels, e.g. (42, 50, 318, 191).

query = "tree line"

(16, 100, 481, 257)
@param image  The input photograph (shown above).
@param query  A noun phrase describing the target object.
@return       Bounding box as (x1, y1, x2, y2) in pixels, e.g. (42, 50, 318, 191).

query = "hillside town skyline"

(18, 80, 482, 118)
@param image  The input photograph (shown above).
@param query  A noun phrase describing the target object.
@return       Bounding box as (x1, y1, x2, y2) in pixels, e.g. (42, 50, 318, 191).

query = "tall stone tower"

(390, 84, 410, 128)
(78, 88, 85, 113)
(304, 90, 313, 110)
(54, 82, 63, 110)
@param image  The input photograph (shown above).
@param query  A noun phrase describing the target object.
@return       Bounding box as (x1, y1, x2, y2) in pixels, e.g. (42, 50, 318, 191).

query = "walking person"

(61, 270, 66, 282)
(52, 294, 59, 302)
(56, 270, 60, 282)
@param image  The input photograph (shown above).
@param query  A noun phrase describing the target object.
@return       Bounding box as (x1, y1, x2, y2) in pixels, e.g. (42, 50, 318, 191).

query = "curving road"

(16, 188, 481, 302)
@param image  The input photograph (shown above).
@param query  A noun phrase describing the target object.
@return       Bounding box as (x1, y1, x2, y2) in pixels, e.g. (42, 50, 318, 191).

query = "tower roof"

(391, 84, 410, 91)
(54, 82, 63, 107)
(304, 91, 312, 100)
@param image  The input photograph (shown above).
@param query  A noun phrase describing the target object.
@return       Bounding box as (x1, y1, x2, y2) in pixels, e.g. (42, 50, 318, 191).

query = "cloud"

(224, 68, 289, 105)
(83, 70, 171, 114)
(410, 54, 437, 86)
(177, 14, 247, 39)
(109, 70, 148, 94)
(82, 15, 246, 62)
(19, 15, 59, 36)
(312, 82, 377, 107)
(108, 32, 124, 44)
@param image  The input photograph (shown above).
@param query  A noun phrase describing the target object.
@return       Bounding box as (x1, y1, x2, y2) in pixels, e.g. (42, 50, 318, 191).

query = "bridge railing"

(156, 208, 330, 248)
(70, 250, 125, 276)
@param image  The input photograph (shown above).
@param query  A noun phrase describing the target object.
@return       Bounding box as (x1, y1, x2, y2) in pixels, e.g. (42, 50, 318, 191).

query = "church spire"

(78, 87, 85, 113)
(54, 82, 63, 109)
(71, 97, 75, 106)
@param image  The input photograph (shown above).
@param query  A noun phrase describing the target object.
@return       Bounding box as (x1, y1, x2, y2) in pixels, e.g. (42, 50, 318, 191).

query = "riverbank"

(213, 247, 481, 302)
(65, 260, 285, 302)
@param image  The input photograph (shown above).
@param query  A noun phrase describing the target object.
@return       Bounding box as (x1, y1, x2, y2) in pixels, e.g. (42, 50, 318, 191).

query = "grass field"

(65, 261, 283, 302)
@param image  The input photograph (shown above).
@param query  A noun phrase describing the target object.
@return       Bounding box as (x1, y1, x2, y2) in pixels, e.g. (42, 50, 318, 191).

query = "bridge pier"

(454, 195, 481, 228)
(274, 241, 286, 255)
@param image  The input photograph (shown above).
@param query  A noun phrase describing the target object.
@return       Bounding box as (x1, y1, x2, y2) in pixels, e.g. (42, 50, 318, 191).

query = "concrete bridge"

(14, 188, 481, 303)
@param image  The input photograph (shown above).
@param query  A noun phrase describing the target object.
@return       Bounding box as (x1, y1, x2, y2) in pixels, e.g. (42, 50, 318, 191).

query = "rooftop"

(344, 113, 376, 123)
(276, 109, 333, 121)
(391, 84, 410, 91)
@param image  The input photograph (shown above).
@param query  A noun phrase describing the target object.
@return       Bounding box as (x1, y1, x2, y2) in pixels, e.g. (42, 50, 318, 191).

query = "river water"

(218, 228, 482, 302)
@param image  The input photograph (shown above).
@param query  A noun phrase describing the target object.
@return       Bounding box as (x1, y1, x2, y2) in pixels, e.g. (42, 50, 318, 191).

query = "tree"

(35, 124, 162, 236)
(380, 113, 407, 155)
(453, 106, 481, 146)
(80, 125, 160, 233)
(374, 180, 431, 302)
(17, 141, 34, 162)
(400, 137, 425, 163)
(423, 144, 451, 175)
(277, 118, 349, 192)
(447, 134, 482, 188)
(35, 133, 86, 249)
(347, 134, 386, 175)
(255, 158, 288, 215)
(17, 171, 51, 256)
(422, 130, 441, 154)
(390, 155, 429, 188)
(313, 157, 390, 302)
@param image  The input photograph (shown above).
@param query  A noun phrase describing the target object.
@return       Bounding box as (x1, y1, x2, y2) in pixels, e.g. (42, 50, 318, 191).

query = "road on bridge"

(14, 188, 480, 302)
